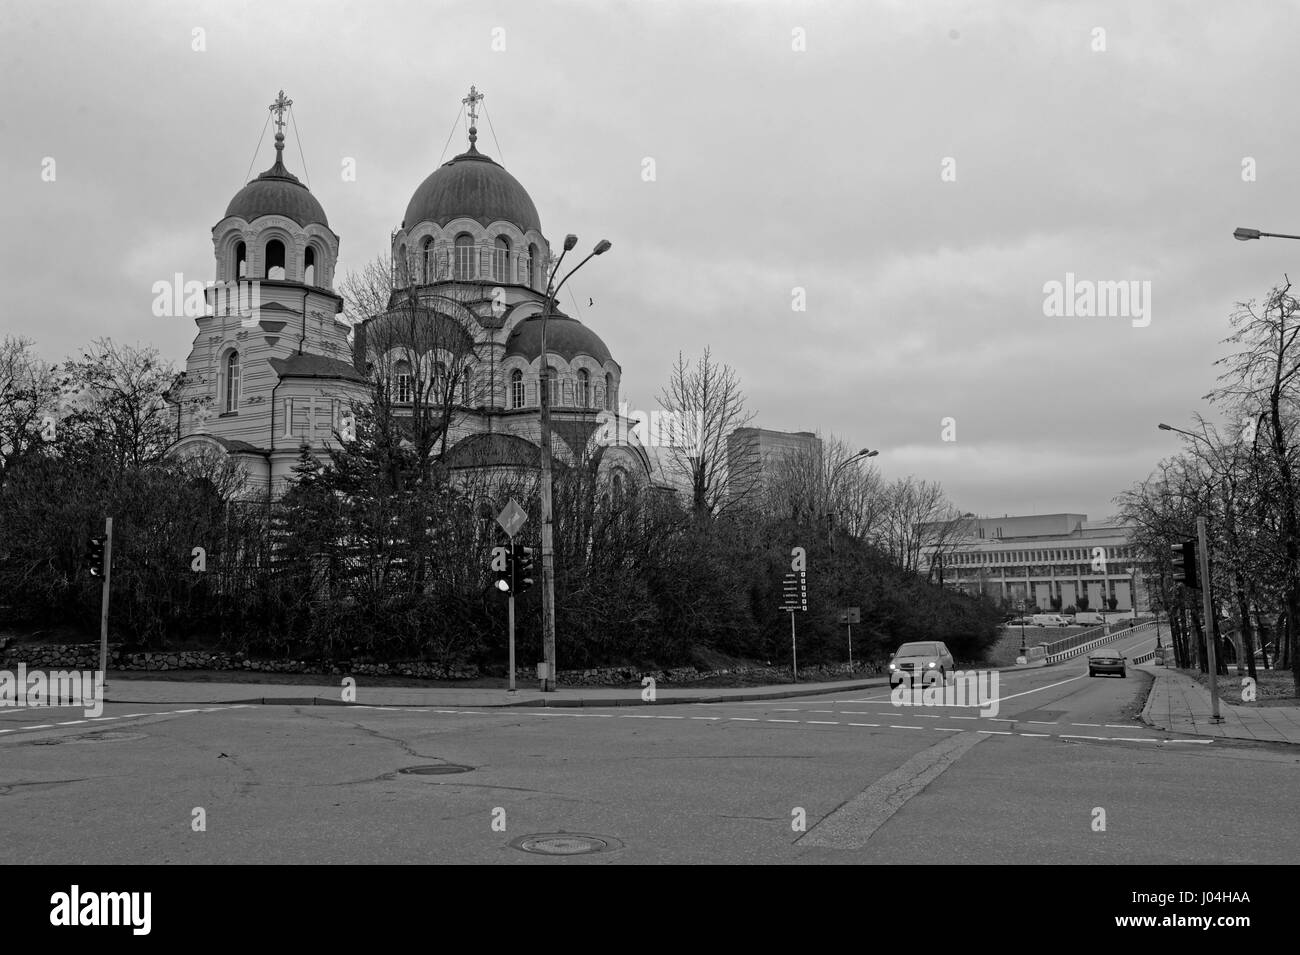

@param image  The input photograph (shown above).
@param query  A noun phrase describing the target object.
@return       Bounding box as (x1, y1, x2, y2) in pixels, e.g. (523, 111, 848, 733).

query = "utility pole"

(1198, 516, 1222, 722)
(99, 517, 113, 687)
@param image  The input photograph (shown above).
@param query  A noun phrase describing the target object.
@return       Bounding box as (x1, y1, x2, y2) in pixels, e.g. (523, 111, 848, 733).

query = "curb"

(100, 678, 894, 709)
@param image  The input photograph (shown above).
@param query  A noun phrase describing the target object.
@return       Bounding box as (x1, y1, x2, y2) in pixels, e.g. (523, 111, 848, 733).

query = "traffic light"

(512, 544, 534, 594)
(491, 545, 512, 593)
(1170, 539, 1199, 589)
(84, 538, 105, 577)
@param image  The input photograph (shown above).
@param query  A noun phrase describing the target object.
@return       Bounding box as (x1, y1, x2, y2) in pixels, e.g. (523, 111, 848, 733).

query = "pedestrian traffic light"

(512, 544, 534, 594)
(85, 538, 105, 577)
(491, 545, 512, 593)
(1170, 539, 1199, 589)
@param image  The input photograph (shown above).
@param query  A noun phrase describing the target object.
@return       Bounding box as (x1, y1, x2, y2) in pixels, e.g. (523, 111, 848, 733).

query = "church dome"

(225, 130, 329, 229)
(505, 313, 612, 365)
(403, 136, 541, 235)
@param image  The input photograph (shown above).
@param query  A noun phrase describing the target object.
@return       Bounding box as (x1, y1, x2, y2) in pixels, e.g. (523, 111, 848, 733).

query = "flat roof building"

(921, 513, 1152, 613)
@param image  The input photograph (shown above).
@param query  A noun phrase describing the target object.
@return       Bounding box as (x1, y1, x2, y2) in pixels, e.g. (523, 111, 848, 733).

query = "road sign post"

(495, 500, 528, 694)
(839, 607, 860, 669)
(779, 547, 808, 683)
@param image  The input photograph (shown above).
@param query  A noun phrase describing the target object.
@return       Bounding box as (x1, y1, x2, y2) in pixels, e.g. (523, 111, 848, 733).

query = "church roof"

(505, 313, 612, 366)
(403, 143, 541, 234)
(225, 163, 329, 229)
(224, 97, 329, 229)
(268, 353, 365, 382)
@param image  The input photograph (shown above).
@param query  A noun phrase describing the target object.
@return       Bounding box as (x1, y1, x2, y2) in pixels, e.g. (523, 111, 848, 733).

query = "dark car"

(1088, 649, 1126, 678)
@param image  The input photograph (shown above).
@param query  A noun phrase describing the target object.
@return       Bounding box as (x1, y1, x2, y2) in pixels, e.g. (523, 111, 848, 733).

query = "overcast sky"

(4, 0, 1299, 521)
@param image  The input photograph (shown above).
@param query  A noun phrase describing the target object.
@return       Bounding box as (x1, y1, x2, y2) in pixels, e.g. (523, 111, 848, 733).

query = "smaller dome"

(224, 135, 329, 229)
(505, 313, 612, 366)
(444, 432, 541, 469)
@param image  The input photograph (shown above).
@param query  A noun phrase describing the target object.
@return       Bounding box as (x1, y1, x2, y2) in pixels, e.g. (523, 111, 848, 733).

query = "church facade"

(166, 89, 659, 499)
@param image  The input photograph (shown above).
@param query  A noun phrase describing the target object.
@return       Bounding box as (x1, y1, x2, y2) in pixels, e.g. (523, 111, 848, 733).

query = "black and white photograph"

(0, 0, 1293, 919)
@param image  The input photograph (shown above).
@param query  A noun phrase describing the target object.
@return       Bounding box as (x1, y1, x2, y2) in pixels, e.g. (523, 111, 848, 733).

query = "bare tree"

(657, 348, 756, 517)
(61, 339, 176, 471)
(0, 336, 60, 486)
(341, 254, 492, 471)
(1210, 278, 1300, 691)
(879, 477, 966, 574)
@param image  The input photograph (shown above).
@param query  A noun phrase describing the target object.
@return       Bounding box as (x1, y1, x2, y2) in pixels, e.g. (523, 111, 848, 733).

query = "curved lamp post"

(825, 448, 878, 543)
(538, 235, 610, 691)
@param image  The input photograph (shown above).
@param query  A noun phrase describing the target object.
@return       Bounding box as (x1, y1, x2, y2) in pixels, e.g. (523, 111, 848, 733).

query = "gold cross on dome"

(462, 85, 484, 127)
(269, 90, 293, 132)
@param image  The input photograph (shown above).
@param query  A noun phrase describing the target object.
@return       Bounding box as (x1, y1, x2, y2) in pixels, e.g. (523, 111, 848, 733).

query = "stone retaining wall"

(0, 643, 883, 686)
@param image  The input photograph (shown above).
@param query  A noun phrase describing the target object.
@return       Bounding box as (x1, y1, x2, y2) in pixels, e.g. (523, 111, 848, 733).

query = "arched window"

(392, 359, 412, 404)
(461, 364, 473, 405)
(455, 233, 475, 279)
(510, 369, 524, 409)
(577, 369, 590, 407)
(397, 243, 408, 287)
(604, 372, 614, 410)
(529, 243, 541, 288)
(493, 236, 510, 283)
(422, 237, 434, 284)
(224, 351, 241, 412)
(233, 241, 247, 280)
(304, 246, 316, 286)
(265, 239, 286, 280)
(545, 365, 560, 406)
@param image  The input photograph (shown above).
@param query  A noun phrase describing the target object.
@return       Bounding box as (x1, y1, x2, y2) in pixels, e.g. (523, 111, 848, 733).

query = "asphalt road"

(2, 628, 1296, 864)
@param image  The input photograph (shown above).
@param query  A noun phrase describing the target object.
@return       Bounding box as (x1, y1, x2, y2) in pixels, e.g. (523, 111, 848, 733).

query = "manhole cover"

(396, 764, 474, 776)
(511, 833, 619, 856)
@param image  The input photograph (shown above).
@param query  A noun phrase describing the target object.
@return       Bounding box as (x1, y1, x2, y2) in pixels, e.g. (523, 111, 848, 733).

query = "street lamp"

(537, 235, 611, 691)
(1233, 226, 1300, 242)
(825, 448, 878, 542)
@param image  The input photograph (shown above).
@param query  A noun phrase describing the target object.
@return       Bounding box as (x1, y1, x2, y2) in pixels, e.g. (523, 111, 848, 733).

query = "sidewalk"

(99, 672, 894, 708)
(1141, 664, 1300, 743)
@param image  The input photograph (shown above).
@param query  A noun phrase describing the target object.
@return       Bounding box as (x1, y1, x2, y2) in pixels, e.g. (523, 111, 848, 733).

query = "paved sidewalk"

(1141, 664, 1300, 743)
(98, 673, 894, 708)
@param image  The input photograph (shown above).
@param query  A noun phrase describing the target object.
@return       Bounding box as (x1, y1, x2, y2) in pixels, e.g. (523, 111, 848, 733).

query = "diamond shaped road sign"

(496, 498, 527, 539)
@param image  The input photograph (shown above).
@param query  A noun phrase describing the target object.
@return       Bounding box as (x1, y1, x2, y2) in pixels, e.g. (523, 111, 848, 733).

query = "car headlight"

(888, 663, 896, 670)
(928, 661, 936, 668)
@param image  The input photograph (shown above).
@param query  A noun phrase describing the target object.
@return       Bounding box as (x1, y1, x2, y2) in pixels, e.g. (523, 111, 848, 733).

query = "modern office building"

(921, 513, 1152, 612)
(726, 427, 821, 494)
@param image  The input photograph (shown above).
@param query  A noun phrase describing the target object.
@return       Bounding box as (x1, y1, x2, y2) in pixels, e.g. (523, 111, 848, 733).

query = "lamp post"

(825, 447, 877, 543)
(537, 235, 611, 691)
(1126, 565, 1138, 625)
(1019, 597, 1027, 655)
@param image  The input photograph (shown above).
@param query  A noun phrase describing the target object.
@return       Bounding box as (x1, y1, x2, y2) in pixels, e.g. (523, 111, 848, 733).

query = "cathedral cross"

(269, 90, 293, 134)
(462, 85, 483, 128)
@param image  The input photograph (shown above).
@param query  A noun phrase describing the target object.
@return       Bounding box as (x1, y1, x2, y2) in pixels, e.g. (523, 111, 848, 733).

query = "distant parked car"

(1031, 614, 1070, 627)
(888, 641, 955, 688)
(1073, 612, 1106, 626)
(1088, 649, 1127, 678)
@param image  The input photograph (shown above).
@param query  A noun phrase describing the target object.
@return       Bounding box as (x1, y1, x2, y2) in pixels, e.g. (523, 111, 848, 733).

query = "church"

(166, 88, 661, 499)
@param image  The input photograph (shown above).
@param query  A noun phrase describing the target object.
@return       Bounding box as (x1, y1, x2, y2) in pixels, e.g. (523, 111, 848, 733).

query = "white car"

(888, 641, 955, 687)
